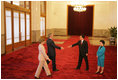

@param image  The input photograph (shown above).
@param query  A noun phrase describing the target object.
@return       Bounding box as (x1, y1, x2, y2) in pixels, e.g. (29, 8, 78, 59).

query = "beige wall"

(1, 1, 4, 35)
(31, 1, 41, 30)
(31, 1, 41, 42)
(1, 1, 5, 54)
(46, 1, 117, 30)
(46, 1, 67, 29)
(93, 1, 117, 29)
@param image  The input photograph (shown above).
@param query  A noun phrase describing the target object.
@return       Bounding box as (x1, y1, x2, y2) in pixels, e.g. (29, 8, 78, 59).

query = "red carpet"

(1, 36, 117, 79)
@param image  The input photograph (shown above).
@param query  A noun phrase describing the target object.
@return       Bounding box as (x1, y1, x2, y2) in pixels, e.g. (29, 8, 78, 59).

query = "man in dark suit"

(68, 35, 89, 71)
(46, 33, 64, 71)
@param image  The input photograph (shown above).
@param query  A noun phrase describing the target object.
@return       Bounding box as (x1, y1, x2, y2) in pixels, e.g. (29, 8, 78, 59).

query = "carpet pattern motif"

(1, 36, 117, 79)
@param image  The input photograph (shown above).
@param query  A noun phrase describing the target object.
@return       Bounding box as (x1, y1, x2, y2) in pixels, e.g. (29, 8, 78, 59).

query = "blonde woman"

(35, 37, 51, 79)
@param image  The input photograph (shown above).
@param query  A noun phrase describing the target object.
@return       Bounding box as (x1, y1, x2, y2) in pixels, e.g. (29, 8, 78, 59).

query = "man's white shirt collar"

(81, 40, 84, 43)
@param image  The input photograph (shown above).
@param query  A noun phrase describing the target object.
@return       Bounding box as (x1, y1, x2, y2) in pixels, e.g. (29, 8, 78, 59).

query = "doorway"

(68, 5, 94, 36)
(4, 1, 31, 53)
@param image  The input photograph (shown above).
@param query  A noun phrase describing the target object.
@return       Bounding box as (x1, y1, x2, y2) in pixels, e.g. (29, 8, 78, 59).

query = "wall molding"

(1, 34, 5, 54)
(93, 29, 110, 37)
(46, 28, 110, 37)
(46, 28, 67, 36)
(32, 30, 40, 42)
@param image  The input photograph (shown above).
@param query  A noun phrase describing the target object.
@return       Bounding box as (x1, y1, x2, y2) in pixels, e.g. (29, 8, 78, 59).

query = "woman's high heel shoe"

(47, 74, 52, 77)
(34, 76, 40, 79)
(100, 72, 104, 75)
(95, 71, 100, 74)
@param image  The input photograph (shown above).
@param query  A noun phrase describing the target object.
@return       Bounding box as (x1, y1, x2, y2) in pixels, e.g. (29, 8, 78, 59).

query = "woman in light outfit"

(35, 37, 51, 79)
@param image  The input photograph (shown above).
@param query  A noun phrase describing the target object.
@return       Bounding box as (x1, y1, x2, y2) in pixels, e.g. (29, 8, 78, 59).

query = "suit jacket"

(47, 38, 61, 57)
(38, 44, 49, 61)
(97, 46, 105, 59)
(72, 40, 88, 56)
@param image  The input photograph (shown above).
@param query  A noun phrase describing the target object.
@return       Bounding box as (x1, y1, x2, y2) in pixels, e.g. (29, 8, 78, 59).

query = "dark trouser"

(47, 56, 56, 71)
(76, 54, 89, 70)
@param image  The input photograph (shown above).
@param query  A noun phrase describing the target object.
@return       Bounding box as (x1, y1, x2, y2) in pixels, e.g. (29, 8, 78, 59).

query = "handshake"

(60, 45, 72, 50)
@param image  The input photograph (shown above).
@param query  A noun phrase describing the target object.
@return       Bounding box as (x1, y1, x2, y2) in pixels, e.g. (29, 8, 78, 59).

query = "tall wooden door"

(68, 6, 93, 36)
(26, 13, 31, 45)
(5, 8, 13, 52)
(4, 1, 31, 53)
(13, 10, 21, 48)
